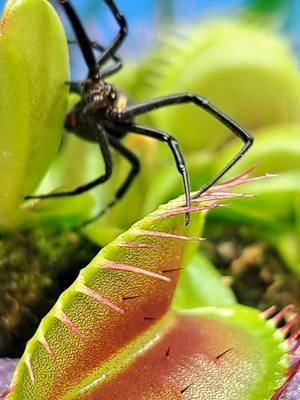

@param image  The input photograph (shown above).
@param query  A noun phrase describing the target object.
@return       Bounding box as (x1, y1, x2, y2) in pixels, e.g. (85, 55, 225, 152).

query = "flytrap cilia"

(25, 0, 253, 225)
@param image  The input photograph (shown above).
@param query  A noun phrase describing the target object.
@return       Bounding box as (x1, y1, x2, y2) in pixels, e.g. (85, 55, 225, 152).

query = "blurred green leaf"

(173, 252, 236, 309)
(0, 0, 69, 228)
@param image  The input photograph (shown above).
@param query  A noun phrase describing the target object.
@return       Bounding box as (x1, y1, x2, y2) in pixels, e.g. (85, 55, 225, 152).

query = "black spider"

(25, 0, 253, 225)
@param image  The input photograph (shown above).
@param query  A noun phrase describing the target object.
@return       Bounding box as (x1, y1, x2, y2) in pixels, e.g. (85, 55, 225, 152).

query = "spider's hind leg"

(114, 122, 192, 225)
(85, 135, 140, 225)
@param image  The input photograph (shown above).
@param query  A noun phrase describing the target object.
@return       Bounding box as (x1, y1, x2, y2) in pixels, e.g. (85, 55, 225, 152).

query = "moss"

(203, 225, 300, 312)
(0, 227, 98, 357)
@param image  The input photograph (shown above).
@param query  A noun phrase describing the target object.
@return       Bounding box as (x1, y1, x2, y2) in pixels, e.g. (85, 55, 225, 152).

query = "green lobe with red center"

(5, 187, 290, 399)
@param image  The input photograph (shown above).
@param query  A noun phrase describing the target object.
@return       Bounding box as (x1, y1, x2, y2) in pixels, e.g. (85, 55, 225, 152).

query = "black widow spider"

(25, 0, 253, 225)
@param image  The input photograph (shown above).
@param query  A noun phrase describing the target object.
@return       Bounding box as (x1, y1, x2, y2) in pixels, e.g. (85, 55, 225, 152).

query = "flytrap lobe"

(1, 169, 299, 400)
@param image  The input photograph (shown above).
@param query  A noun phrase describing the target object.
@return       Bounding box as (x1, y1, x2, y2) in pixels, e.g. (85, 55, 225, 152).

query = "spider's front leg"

(85, 134, 140, 225)
(97, 0, 128, 67)
(122, 93, 254, 197)
(114, 121, 192, 225)
(60, 1, 126, 75)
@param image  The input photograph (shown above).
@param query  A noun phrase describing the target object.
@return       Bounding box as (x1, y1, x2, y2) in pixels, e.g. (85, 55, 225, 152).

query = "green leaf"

(147, 21, 300, 153)
(0, 0, 69, 228)
(173, 251, 236, 310)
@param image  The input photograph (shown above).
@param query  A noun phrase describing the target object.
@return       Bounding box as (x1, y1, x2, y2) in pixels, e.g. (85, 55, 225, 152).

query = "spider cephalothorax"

(81, 78, 118, 112)
(26, 0, 253, 226)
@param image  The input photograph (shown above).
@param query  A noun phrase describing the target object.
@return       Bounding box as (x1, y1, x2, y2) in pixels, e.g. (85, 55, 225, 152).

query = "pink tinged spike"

(209, 164, 259, 189)
(281, 315, 300, 337)
(58, 310, 84, 338)
(133, 229, 205, 242)
(191, 192, 254, 203)
(288, 329, 300, 345)
(25, 355, 34, 384)
(272, 358, 300, 400)
(79, 283, 124, 314)
(271, 305, 294, 325)
(0, 385, 14, 399)
(117, 242, 160, 249)
(39, 335, 55, 360)
(207, 172, 276, 193)
(289, 338, 300, 355)
(197, 192, 254, 199)
(101, 259, 171, 282)
(262, 305, 277, 319)
(154, 203, 225, 220)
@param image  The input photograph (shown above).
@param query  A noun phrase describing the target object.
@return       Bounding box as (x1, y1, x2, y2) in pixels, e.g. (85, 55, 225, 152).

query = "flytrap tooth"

(39, 335, 55, 360)
(57, 310, 84, 339)
(0, 386, 14, 399)
(25, 355, 34, 384)
(154, 202, 224, 220)
(289, 358, 300, 376)
(281, 314, 300, 338)
(271, 305, 294, 325)
(133, 229, 205, 242)
(79, 283, 124, 314)
(273, 358, 300, 400)
(289, 339, 300, 355)
(101, 259, 170, 282)
(262, 306, 277, 319)
(193, 192, 255, 202)
(200, 164, 259, 194)
(288, 328, 300, 346)
(214, 172, 274, 193)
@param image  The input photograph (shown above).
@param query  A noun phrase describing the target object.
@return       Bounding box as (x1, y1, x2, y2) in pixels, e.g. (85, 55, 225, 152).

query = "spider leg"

(60, 1, 98, 76)
(117, 122, 192, 225)
(68, 40, 123, 77)
(122, 93, 254, 197)
(109, 136, 140, 200)
(96, 0, 128, 68)
(61, 1, 125, 77)
(24, 124, 113, 200)
(86, 135, 140, 223)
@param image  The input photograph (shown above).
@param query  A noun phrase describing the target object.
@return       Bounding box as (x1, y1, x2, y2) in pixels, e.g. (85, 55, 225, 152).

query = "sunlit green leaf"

(0, 0, 69, 228)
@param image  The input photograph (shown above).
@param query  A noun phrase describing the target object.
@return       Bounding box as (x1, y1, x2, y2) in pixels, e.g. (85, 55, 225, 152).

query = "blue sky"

(1, 0, 300, 76)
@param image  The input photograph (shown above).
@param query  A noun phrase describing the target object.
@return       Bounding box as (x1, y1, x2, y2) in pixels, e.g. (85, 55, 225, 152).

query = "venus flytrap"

(2, 172, 299, 400)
